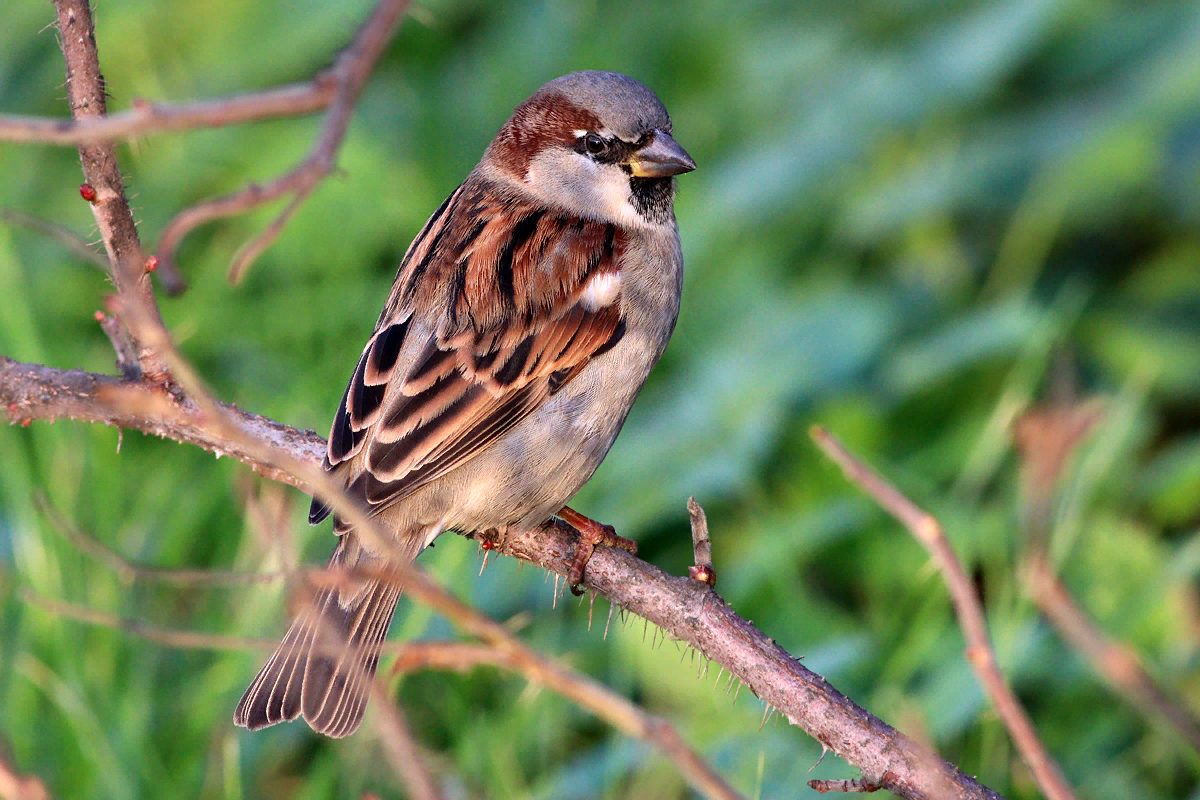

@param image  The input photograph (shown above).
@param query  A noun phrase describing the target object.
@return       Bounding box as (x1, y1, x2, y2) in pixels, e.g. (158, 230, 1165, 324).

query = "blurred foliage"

(2, 0, 1200, 797)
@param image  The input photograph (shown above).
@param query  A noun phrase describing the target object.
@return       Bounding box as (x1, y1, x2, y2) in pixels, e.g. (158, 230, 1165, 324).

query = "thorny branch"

(53, 0, 167, 378)
(811, 426, 1076, 800)
(2, 2, 1014, 798)
(3, 356, 1003, 800)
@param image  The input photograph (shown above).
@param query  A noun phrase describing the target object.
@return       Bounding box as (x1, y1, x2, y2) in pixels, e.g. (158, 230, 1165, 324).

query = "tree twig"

(34, 493, 289, 587)
(687, 496, 716, 586)
(1014, 398, 1200, 755)
(53, 0, 168, 377)
(12, 5, 1002, 795)
(0, 78, 337, 146)
(810, 425, 1077, 800)
(154, 0, 411, 285)
(0, 207, 108, 270)
(2, 359, 1005, 799)
(370, 682, 445, 800)
(809, 775, 888, 794)
(1025, 557, 1200, 754)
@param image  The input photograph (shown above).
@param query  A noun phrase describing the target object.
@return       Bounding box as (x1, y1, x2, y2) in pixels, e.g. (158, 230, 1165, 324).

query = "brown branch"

(1014, 397, 1200, 754)
(370, 684, 445, 800)
(687, 496, 716, 586)
(93, 311, 140, 380)
(53, 0, 168, 377)
(0, 79, 337, 145)
(24, 10, 995, 791)
(1, 357, 324, 490)
(2, 359, 1005, 799)
(809, 775, 888, 793)
(811, 425, 1075, 800)
(22, 590, 273, 652)
(155, 0, 411, 285)
(34, 493, 289, 587)
(1025, 558, 1200, 754)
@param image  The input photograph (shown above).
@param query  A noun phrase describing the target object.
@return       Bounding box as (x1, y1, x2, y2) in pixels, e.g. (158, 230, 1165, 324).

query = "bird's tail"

(234, 538, 402, 738)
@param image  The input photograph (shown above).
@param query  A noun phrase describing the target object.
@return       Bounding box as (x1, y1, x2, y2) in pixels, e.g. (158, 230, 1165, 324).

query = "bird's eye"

(584, 133, 607, 155)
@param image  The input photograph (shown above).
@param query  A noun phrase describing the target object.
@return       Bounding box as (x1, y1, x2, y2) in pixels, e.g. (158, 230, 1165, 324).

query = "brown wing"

(309, 178, 626, 524)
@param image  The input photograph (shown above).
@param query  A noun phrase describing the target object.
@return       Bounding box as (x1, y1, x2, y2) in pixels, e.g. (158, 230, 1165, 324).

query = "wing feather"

(313, 176, 627, 524)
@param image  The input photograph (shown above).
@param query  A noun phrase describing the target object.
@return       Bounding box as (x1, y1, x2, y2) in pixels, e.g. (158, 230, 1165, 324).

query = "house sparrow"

(234, 70, 694, 738)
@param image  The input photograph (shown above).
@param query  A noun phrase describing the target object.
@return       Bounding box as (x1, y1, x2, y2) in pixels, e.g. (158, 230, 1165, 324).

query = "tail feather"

(234, 543, 402, 738)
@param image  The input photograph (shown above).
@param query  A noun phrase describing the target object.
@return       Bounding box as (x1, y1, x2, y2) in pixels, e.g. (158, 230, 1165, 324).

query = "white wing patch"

(579, 271, 621, 311)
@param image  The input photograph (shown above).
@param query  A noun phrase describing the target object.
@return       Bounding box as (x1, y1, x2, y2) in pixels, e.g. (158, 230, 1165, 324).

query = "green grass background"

(3, 0, 1200, 797)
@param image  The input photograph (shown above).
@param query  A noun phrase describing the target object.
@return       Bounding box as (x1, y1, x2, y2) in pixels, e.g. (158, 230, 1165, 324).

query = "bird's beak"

(628, 131, 696, 178)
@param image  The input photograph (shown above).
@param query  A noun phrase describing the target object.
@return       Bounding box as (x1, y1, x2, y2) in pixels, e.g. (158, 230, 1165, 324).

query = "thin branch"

(390, 642, 511, 675)
(0, 206, 108, 269)
(16, 6, 997, 791)
(53, 0, 168, 378)
(370, 683, 445, 800)
(93, 311, 139, 380)
(687, 496, 716, 586)
(0, 357, 325, 491)
(1025, 557, 1200, 754)
(0, 78, 337, 145)
(1, 359, 1004, 799)
(34, 493, 289, 587)
(810, 425, 1076, 800)
(22, 590, 272, 652)
(155, 0, 411, 285)
(1014, 396, 1200, 754)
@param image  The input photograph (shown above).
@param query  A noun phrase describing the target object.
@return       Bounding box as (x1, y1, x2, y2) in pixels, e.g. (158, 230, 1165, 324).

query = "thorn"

(603, 602, 615, 640)
(79, 183, 97, 203)
(552, 574, 559, 609)
(760, 703, 770, 731)
(478, 549, 488, 577)
(642, 617, 648, 643)
(587, 591, 596, 631)
(734, 680, 742, 704)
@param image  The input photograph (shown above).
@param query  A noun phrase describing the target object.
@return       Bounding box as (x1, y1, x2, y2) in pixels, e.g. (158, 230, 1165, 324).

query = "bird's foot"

(558, 506, 636, 595)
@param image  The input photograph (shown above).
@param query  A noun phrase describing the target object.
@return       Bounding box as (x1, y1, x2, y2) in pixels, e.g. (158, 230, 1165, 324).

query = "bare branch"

(0, 79, 337, 145)
(0, 206, 108, 269)
(1026, 557, 1200, 754)
(1, 357, 324, 490)
(370, 684, 445, 800)
(155, 0, 411, 284)
(811, 425, 1076, 800)
(687, 496, 716, 586)
(2, 358, 1005, 798)
(809, 775, 888, 793)
(53, 0, 170, 378)
(34, 493, 289, 587)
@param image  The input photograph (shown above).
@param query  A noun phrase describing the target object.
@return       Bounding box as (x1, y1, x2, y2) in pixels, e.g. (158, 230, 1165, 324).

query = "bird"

(234, 70, 695, 738)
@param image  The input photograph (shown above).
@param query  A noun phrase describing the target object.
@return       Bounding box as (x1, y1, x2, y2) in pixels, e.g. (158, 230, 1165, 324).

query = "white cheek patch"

(579, 271, 621, 310)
